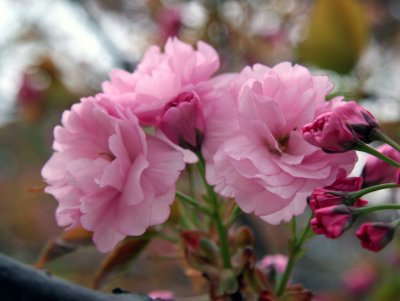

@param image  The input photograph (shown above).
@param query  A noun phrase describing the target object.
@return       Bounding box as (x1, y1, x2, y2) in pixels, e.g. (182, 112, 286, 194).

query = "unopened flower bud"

(159, 91, 204, 149)
(302, 101, 379, 153)
(311, 205, 354, 238)
(234, 226, 255, 248)
(325, 176, 363, 191)
(397, 170, 400, 185)
(308, 177, 367, 212)
(356, 222, 395, 252)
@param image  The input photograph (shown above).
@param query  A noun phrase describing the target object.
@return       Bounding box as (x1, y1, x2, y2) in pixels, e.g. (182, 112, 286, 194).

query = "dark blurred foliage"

(1, 0, 400, 298)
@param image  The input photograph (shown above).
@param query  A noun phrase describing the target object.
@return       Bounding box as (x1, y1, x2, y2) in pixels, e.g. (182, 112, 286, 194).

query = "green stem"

(197, 154, 215, 203)
(197, 153, 232, 269)
(351, 183, 399, 200)
(276, 218, 312, 297)
(155, 232, 179, 243)
(353, 204, 400, 216)
(355, 141, 400, 168)
(187, 165, 196, 198)
(371, 129, 400, 153)
(213, 204, 232, 269)
(225, 204, 242, 228)
(290, 217, 297, 241)
(177, 202, 195, 229)
(176, 191, 212, 215)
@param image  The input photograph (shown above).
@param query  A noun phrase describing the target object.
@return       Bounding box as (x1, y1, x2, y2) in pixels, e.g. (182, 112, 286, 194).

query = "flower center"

(99, 152, 116, 161)
(278, 135, 290, 153)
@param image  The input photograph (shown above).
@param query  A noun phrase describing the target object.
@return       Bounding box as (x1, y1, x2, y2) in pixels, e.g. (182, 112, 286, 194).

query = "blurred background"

(1, 0, 400, 300)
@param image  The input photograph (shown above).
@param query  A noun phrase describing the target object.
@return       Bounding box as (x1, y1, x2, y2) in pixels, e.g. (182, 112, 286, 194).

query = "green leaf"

(218, 269, 239, 295)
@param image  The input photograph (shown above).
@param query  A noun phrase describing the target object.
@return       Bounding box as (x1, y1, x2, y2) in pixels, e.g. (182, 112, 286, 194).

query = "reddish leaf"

(92, 235, 152, 289)
(282, 285, 313, 301)
(35, 227, 93, 269)
(181, 230, 204, 251)
(27, 186, 45, 193)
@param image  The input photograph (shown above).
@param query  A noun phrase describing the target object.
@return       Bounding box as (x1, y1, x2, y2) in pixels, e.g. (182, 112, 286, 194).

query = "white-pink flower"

(258, 254, 288, 273)
(41, 95, 185, 252)
(203, 62, 357, 224)
(102, 37, 219, 154)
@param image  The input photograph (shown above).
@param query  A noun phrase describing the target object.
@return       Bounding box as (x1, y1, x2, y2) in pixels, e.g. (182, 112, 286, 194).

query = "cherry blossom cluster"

(42, 37, 398, 256)
(303, 103, 400, 252)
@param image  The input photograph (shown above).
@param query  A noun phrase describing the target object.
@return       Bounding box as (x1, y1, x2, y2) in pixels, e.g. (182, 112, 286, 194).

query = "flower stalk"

(350, 183, 399, 200)
(176, 191, 212, 215)
(197, 153, 232, 269)
(276, 217, 312, 296)
(355, 141, 400, 168)
(369, 129, 400, 153)
(353, 204, 400, 216)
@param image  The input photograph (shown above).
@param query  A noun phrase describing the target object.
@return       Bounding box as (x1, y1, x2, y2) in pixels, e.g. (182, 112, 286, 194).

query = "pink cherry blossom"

(362, 144, 400, 186)
(41, 95, 185, 252)
(258, 254, 288, 273)
(102, 37, 219, 154)
(203, 62, 357, 224)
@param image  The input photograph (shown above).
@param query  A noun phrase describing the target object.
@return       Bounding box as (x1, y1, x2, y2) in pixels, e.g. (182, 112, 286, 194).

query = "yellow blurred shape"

(298, 0, 369, 73)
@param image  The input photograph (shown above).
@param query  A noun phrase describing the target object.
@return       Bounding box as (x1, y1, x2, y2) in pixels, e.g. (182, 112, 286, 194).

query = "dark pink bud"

(156, 7, 182, 44)
(362, 144, 400, 186)
(356, 222, 395, 252)
(159, 91, 204, 149)
(325, 176, 363, 191)
(311, 205, 354, 239)
(308, 177, 367, 212)
(338, 101, 379, 142)
(302, 101, 379, 153)
(18, 72, 47, 104)
(308, 189, 346, 212)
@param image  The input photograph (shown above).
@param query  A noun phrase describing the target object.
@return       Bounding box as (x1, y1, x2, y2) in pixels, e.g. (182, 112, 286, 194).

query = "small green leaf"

(218, 269, 239, 295)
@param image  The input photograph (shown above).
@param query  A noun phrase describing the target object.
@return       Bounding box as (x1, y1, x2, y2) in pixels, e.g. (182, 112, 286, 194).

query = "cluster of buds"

(309, 180, 398, 252)
(303, 100, 400, 252)
(309, 177, 366, 239)
(180, 227, 312, 300)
